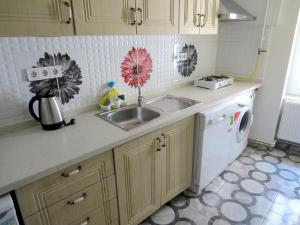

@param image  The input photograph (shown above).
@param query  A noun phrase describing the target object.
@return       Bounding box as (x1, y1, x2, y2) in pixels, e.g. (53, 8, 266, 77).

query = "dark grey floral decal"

(29, 52, 82, 104)
(177, 44, 198, 77)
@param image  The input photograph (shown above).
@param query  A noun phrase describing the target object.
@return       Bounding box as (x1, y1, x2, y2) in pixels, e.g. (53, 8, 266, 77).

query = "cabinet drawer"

(24, 175, 117, 225)
(69, 198, 119, 225)
(16, 150, 114, 217)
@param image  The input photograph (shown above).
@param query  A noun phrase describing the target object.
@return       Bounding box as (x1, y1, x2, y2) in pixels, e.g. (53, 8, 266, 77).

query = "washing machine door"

(236, 106, 253, 143)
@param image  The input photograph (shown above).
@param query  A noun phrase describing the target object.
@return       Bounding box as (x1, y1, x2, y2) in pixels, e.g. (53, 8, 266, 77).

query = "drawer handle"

(156, 137, 161, 151)
(64, 1, 73, 24)
(137, 8, 143, 25)
(129, 7, 136, 25)
(61, 166, 82, 177)
(196, 13, 201, 27)
(68, 193, 86, 205)
(80, 217, 90, 225)
(161, 133, 166, 148)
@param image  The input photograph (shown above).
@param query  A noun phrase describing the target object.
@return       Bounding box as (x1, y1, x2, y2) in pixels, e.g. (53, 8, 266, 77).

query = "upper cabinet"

(0, 0, 217, 36)
(0, 0, 74, 36)
(179, 0, 201, 34)
(72, 0, 136, 35)
(179, 0, 219, 35)
(73, 0, 179, 35)
(200, 0, 219, 34)
(136, 0, 179, 35)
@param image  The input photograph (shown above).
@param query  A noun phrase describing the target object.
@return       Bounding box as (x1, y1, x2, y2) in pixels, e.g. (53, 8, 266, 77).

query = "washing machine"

(228, 91, 255, 163)
(189, 91, 255, 195)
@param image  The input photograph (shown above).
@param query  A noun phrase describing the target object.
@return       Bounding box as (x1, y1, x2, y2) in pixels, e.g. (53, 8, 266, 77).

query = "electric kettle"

(29, 95, 75, 130)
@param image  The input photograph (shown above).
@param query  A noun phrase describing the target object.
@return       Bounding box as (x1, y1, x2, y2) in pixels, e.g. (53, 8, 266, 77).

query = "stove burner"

(202, 75, 229, 82)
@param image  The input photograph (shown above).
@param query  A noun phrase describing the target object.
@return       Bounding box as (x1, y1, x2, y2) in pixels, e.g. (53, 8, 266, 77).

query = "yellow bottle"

(100, 81, 121, 108)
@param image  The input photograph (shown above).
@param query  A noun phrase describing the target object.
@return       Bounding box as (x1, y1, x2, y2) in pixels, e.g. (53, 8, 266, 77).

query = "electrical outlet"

(26, 68, 42, 81)
(48, 66, 62, 79)
(174, 52, 188, 62)
(26, 66, 62, 81)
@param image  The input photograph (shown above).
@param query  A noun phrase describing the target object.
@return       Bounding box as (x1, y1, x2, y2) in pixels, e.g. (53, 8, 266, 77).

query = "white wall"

(0, 35, 218, 128)
(216, 0, 300, 145)
(216, 0, 269, 78)
(250, 0, 300, 145)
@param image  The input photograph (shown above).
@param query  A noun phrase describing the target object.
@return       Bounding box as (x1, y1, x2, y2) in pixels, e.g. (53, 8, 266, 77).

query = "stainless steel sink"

(144, 95, 200, 114)
(96, 105, 160, 131)
(96, 95, 200, 131)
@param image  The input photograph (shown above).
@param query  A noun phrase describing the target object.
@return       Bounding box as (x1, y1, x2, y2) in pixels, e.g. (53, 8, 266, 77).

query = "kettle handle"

(29, 95, 41, 121)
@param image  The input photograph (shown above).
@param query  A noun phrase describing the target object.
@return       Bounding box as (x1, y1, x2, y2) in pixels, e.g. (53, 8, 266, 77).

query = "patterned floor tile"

(262, 210, 298, 225)
(140, 146, 300, 225)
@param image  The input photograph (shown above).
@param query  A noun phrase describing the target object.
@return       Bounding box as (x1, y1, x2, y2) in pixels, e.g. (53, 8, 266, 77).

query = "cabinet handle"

(68, 193, 87, 205)
(161, 133, 166, 148)
(61, 165, 82, 177)
(199, 14, 205, 27)
(80, 217, 90, 225)
(196, 14, 201, 27)
(202, 14, 207, 27)
(129, 7, 136, 25)
(63, 1, 73, 24)
(156, 137, 162, 151)
(137, 8, 143, 25)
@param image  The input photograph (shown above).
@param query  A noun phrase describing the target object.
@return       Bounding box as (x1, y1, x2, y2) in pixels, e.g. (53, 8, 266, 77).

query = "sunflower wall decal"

(177, 44, 198, 77)
(121, 47, 153, 88)
(29, 52, 82, 104)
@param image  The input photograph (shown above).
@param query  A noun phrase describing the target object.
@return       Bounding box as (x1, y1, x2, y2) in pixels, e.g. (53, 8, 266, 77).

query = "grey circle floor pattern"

(140, 146, 300, 225)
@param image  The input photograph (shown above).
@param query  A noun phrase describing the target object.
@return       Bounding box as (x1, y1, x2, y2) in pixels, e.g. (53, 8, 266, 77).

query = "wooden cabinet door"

(199, 0, 219, 34)
(179, 0, 201, 34)
(114, 131, 161, 225)
(72, 0, 136, 35)
(160, 116, 195, 204)
(0, 0, 74, 36)
(136, 0, 179, 34)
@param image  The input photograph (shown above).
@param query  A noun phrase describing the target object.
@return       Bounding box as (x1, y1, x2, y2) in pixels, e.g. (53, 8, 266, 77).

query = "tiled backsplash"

(0, 35, 217, 128)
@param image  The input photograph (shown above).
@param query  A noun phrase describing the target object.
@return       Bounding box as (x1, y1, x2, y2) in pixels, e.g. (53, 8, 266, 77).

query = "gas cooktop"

(194, 75, 234, 90)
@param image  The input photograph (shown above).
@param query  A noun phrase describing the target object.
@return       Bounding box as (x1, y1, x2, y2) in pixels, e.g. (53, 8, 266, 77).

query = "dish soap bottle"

(100, 81, 123, 110)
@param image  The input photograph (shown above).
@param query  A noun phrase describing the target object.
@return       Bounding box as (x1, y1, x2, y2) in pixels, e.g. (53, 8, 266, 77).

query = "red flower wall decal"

(121, 47, 153, 88)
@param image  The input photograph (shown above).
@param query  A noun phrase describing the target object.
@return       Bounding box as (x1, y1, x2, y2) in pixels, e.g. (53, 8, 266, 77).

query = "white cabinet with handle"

(200, 0, 219, 34)
(0, 0, 74, 36)
(179, 0, 219, 35)
(0, 0, 217, 36)
(72, 0, 136, 35)
(73, 0, 179, 35)
(135, 0, 179, 35)
(114, 116, 194, 225)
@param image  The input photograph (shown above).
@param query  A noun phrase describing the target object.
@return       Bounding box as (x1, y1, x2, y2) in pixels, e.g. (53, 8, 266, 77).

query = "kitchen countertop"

(0, 81, 262, 195)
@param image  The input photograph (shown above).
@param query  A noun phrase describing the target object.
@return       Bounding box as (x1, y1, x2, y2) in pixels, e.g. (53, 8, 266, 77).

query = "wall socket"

(174, 52, 188, 62)
(26, 66, 62, 81)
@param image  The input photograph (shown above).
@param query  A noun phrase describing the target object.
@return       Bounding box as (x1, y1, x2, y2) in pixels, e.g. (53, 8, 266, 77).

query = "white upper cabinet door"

(0, 0, 74, 36)
(72, 0, 136, 35)
(136, 0, 179, 34)
(199, 0, 219, 34)
(179, 0, 201, 34)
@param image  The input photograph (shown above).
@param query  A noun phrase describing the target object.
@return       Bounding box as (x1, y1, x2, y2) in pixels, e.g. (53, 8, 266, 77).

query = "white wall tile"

(0, 35, 217, 128)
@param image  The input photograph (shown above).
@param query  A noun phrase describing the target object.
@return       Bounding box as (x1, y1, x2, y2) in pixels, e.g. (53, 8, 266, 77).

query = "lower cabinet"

(114, 116, 195, 225)
(16, 116, 195, 225)
(16, 150, 117, 225)
(160, 117, 194, 204)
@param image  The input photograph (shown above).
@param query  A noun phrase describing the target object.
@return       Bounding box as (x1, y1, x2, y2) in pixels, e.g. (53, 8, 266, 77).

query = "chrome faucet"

(136, 64, 144, 107)
(137, 85, 144, 107)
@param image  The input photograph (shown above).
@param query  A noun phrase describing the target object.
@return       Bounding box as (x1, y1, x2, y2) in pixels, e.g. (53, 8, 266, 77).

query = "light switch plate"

(26, 66, 62, 81)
